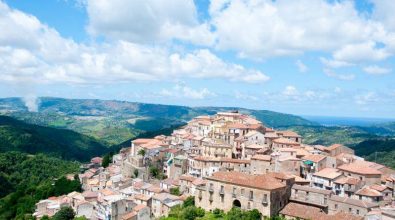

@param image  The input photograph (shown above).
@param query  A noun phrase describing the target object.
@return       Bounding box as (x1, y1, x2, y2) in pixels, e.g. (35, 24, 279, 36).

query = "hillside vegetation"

(285, 125, 379, 146)
(353, 139, 395, 168)
(0, 97, 316, 145)
(0, 152, 80, 219)
(0, 116, 108, 161)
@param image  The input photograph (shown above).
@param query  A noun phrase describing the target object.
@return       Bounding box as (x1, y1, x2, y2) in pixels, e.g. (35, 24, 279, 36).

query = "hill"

(0, 151, 80, 219)
(0, 97, 316, 145)
(353, 138, 395, 168)
(285, 125, 379, 146)
(0, 115, 108, 161)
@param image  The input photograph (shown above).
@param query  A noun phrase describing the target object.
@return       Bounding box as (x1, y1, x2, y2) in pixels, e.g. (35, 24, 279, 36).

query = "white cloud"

(234, 91, 258, 101)
(209, 0, 393, 60)
(282, 86, 299, 97)
(84, 0, 215, 46)
(159, 84, 216, 100)
(333, 41, 390, 63)
(295, 60, 308, 73)
(320, 57, 354, 68)
(363, 65, 391, 75)
(0, 1, 268, 85)
(324, 69, 355, 81)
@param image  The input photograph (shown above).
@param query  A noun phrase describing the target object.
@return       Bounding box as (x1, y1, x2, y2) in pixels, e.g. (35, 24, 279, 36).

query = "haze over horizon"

(1, 0, 395, 118)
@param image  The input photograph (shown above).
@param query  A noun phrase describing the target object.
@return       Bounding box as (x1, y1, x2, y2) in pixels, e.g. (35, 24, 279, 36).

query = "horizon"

(1, 0, 395, 118)
(2, 95, 395, 122)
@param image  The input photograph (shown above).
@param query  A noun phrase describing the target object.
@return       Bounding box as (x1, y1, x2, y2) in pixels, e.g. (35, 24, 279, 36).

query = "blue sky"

(0, 0, 395, 118)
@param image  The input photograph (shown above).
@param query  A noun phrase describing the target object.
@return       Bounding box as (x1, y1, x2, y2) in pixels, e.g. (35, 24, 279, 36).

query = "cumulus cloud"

(363, 65, 392, 75)
(208, 0, 394, 61)
(0, 1, 268, 85)
(84, 0, 215, 46)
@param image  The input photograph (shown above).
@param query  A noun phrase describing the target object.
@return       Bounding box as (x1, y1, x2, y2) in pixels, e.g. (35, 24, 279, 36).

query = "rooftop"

(206, 171, 286, 190)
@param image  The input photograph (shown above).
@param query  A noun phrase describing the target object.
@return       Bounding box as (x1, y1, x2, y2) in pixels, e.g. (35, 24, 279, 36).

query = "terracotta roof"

(180, 175, 197, 182)
(292, 185, 332, 195)
(329, 195, 379, 208)
(313, 168, 342, 180)
(227, 123, 249, 129)
(192, 178, 206, 186)
(277, 130, 301, 138)
(330, 212, 363, 220)
(369, 184, 388, 192)
(356, 187, 382, 197)
(245, 144, 265, 149)
(134, 194, 151, 201)
(272, 137, 300, 145)
(302, 154, 326, 163)
(334, 176, 361, 185)
(133, 204, 147, 212)
(122, 211, 137, 220)
(206, 171, 286, 190)
(326, 144, 344, 151)
(280, 202, 327, 220)
(338, 161, 382, 175)
(251, 154, 271, 161)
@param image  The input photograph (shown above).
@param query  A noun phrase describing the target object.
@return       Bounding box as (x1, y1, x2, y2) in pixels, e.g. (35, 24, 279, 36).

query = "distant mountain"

(0, 115, 108, 161)
(0, 97, 317, 145)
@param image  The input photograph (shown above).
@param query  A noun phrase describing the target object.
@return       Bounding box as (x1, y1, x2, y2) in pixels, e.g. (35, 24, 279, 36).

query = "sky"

(0, 0, 395, 118)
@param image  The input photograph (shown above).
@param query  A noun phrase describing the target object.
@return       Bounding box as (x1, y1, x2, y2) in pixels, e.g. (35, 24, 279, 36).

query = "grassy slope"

(0, 116, 108, 161)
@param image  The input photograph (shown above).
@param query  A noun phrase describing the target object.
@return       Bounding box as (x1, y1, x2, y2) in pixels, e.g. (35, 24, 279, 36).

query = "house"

(151, 193, 182, 218)
(290, 185, 332, 210)
(311, 168, 343, 190)
(301, 154, 327, 179)
(276, 130, 302, 143)
(322, 144, 354, 157)
(195, 171, 293, 217)
(338, 161, 382, 186)
(250, 154, 272, 175)
(333, 176, 363, 197)
(328, 195, 379, 217)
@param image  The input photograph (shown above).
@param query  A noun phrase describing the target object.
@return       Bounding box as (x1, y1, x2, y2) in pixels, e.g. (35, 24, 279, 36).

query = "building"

(195, 171, 293, 217)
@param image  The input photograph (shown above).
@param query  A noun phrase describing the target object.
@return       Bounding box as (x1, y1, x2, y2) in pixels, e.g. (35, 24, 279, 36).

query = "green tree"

(101, 154, 111, 168)
(170, 187, 180, 196)
(53, 207, 75, 220)
(183, 196, 195, 208)
(149, 166, 159, 178)
(74, 216, 89, 220)
(138, 149, 146, 157)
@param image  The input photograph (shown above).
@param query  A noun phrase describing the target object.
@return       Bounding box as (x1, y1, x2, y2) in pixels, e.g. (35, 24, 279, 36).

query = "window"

(221, 195, 224, 203)
(334, 204, 338, 209)
(357, 210, 360, 215)
(249, 191, 254, 200)
(349, 208, 352, 212)
(359, 195, 362, 200)
(241, 189, 244, 196)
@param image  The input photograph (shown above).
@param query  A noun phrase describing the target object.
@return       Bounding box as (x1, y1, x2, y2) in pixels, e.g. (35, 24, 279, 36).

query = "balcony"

(209, 187, 214, 193)
(249, 196, 254, 201)
(219, 189, 225, 195)
(261, 199, 268, 205)
(232, 193, 236, 198)
(209, 197, 213, 202)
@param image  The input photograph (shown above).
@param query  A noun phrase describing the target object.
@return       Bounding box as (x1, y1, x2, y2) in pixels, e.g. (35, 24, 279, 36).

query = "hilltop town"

(33, 111, 395, 220)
